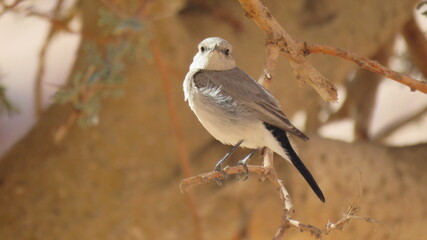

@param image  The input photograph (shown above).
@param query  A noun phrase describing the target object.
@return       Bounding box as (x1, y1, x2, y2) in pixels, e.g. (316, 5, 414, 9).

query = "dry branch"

(238, 0, 338, 102)
(305, 43, 427, 94)
(238, 0, 427, 98)
(180, 165, 376, 239)
(34, 0, 66, 118)
(325, 38, 395, 140)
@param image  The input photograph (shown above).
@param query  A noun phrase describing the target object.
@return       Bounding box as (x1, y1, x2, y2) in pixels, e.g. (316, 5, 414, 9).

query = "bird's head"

(190, 37, 236, 71)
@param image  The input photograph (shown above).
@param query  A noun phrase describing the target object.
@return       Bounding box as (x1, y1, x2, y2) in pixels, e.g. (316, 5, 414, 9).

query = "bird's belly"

(191, 101, 267, 149)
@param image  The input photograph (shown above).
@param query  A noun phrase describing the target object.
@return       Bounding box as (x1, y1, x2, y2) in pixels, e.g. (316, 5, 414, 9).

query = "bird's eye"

(225, 49, 230, 55)
(200, 46, 205, 52)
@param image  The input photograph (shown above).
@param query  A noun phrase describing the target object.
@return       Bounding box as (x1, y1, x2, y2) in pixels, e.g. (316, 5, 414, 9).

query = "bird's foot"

(214, 163, 228, 185)
(235, 149, 256, 182)
(236, 160, 249, 182)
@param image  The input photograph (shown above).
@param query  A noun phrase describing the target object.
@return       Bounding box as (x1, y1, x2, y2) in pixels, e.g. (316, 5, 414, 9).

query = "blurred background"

(0, 0, 426, 239)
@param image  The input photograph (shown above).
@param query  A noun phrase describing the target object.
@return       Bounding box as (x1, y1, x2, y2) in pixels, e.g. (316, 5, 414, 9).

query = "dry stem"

(34, 0, 66, 118)
(305, 43, 427, 94)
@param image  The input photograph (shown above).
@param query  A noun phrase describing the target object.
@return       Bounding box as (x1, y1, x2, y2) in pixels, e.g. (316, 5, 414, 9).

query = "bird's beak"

(212, 44, 220, 52)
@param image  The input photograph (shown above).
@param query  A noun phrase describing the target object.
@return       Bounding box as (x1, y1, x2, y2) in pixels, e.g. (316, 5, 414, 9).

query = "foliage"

(54, 7, 149, 127)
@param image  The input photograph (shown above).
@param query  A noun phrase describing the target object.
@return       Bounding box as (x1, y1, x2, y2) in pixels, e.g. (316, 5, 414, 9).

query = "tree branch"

(180, 165, 376, 239)
(305, 43, 427, 94)
(238, 0, 427, 98)
(238, 0, 338, 102)
(34, 0, 66, 118)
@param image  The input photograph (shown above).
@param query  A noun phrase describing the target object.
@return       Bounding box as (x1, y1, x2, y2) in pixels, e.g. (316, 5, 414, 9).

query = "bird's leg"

(214, 139, 244, 185)
(236, 149, 257, 182)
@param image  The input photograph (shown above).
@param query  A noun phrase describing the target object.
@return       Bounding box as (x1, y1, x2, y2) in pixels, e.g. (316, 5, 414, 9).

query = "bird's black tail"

(263, 123, 325, 202)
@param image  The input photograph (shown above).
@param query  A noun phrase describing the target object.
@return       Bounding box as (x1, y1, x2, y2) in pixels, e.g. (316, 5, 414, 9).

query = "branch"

(325, 38, 395, 140)
(239, 0, 338, 102)
(180, 165, 265, 192)
(180, 165, 376, 239)
(0, 0, 24, 16)
(238, 0, 427, 99)
(305, 43, 427, 94)
(34, 0, 66, 118)
(54, 65, 97, 143)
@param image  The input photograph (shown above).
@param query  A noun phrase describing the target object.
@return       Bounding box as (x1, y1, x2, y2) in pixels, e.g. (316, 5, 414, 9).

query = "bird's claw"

(236, 161, 249, 182)
(214, 164, 228, 185)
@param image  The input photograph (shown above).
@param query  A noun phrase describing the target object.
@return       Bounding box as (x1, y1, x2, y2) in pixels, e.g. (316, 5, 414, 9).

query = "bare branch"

(239, 0, 427, 99)
(305, 43, 427, 94)
(0, 0, 25, 16)
(325, 38, 395, 140)
(180, 165, 266, 192)
(238, 0, 338, 102)
(54, 65, 97, 143)
(180, 164, 376, 239)
(34, 0, 66, 118)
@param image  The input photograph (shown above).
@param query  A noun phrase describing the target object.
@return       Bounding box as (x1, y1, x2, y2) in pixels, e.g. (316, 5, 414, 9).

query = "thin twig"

(180, 165, 266, 192)
(34, 0, 66, 118)
(6, 7, 113, 45)
(325, 38, 395, 140)
(0, 0, 25, 16)
(54, 65, 97, 143)
(180, 165, 375, 239)
(305, 43, 427, 94)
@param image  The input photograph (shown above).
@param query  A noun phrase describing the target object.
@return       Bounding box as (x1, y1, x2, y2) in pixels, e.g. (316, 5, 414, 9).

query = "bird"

(183, 37, 325, 202)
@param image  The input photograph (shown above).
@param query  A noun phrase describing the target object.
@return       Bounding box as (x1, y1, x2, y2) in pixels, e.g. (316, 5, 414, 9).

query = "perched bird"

(183, 37, 325, 202)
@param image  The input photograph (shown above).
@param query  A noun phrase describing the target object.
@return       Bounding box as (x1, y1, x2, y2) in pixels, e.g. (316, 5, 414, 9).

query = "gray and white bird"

(183, 37, 325, 202)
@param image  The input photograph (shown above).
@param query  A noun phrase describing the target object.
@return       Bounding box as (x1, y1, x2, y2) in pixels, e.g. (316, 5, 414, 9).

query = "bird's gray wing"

(193, 68, 309, 141)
